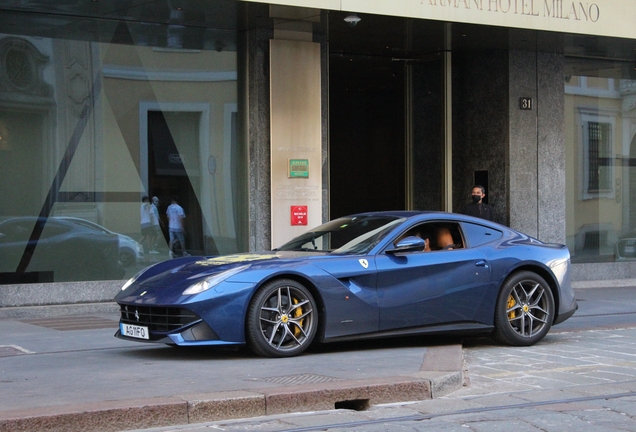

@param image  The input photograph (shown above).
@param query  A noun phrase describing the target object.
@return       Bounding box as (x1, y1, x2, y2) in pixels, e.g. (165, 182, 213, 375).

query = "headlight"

(182, 264, 250, 295)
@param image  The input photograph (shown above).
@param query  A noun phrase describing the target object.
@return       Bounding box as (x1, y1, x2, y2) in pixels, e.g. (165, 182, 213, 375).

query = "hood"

(137, 250, 329, 289)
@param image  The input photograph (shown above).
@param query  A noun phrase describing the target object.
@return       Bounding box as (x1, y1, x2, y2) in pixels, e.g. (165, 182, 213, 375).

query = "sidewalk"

(0, 312, 463, 432)
(571, 278, 636, 288)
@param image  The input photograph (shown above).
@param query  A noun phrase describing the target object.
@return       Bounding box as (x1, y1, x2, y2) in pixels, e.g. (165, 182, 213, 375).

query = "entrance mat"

(253, 374, 345, 385)
(19, 315, 118, 331)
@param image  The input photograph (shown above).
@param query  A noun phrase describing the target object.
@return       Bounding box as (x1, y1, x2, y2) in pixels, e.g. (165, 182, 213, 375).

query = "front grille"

(119, 304, 200, 332)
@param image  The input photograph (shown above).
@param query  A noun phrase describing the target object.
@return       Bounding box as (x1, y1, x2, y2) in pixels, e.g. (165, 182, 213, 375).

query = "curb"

(571, 279, 636, 289)
(0, 345, 464, 432)
(0, 302, 119, 320)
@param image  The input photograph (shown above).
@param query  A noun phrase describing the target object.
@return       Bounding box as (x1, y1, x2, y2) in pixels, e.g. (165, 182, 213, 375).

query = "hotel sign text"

(425, 0, 600, 22)
(242, 0, 635, 40)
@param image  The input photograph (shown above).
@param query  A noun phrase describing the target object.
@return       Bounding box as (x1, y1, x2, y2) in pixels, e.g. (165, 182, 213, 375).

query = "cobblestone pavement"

(457, 327, 636, 397)
(135, 327, 636, 431)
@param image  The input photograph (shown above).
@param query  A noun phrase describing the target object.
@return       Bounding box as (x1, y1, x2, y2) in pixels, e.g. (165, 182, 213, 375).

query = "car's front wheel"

(246, 279, 318, 358)
(492, 271, 555, 346)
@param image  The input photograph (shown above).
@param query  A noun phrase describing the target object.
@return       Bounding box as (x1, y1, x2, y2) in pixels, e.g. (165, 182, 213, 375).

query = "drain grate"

(0, 345, 34, 358)
(255, 373, 344, 386)
(19, 315, 118, 331)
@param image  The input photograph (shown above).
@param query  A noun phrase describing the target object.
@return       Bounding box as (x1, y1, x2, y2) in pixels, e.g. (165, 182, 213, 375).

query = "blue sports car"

(115, 211, 577, 357)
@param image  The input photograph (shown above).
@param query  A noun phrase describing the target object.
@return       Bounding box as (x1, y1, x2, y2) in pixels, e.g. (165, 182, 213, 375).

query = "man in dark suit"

(459, 185, 493, 221)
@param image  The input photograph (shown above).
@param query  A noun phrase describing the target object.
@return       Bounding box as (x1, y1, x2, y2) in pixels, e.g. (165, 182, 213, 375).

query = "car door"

(0, 219, 41, 272)
(375, 224, 491, 331)
(310, 255, 379, 338)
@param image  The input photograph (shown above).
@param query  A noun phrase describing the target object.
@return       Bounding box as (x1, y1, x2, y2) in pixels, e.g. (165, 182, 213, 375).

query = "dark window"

(460, 222, 503, 248)
(588, 122, 612, 192)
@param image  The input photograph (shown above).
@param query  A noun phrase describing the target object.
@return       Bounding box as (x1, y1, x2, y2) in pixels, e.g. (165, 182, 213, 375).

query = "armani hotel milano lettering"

(424, 0, 600, 22)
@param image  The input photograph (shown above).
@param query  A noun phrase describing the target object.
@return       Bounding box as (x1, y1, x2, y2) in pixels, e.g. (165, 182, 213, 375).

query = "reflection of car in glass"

(615, 231, 636, 260)
(115, 211, 578, 358)
(59, 217, 144, 267)
(0, 216, 124, 281)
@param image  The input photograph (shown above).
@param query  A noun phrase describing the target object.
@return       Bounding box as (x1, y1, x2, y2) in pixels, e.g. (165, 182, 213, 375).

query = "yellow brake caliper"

(292, 298, 303, 337)
(507, 295, 517, 320)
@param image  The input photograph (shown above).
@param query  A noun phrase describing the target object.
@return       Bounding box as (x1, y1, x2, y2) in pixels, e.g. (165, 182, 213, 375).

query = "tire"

(246, 279, 318, 358)
(492, 271, 555, 346)
(120, 251, 135, 267)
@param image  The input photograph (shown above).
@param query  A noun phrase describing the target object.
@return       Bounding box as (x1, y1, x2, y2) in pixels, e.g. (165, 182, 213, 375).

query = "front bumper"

(115, 318, 243, 347)
(553, 297, 578, 325)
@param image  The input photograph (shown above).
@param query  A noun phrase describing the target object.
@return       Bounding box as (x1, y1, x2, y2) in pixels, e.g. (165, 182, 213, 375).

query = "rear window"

(460, 222, 503, 247)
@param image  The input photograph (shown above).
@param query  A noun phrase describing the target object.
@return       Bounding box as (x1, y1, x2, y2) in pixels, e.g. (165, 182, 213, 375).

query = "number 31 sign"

(519, 97, 533, 110)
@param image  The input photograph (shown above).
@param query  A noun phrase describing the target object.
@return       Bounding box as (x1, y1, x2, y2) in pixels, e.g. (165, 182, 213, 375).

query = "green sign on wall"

(288, 159, 309, 178)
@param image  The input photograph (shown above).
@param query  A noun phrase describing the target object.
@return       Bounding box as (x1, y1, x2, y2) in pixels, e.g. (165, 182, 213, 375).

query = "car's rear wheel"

(246, 279, 317, 358)
(492, 271, 555, 346)
(120, 250, 135, 267)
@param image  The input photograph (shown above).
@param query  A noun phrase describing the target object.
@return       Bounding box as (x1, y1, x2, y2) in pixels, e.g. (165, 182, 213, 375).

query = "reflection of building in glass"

(565, 75, 636, 263)
(0, 4, 242, 282)
(0, 1, 636, 288)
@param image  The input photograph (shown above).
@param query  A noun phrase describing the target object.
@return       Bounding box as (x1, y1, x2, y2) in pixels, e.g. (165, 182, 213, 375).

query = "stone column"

(508, 48, 565, 244)
(452, 49, 509, 226)
(508, 49, 539, 238)
(246, 16, 273, 252)
(537, 52, 565, 244)
(245, 6, 328, 251)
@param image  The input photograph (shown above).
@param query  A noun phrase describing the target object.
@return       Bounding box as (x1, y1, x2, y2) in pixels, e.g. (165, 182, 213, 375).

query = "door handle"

(475, 260, 488, 268)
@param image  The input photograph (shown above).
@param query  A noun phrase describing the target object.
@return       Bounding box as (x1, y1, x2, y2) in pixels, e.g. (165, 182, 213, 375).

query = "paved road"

(126, 285, 636, 431)
(1, 284, 635, 431)
(556, 285, 636, 331)
(0, 310, 461, 431)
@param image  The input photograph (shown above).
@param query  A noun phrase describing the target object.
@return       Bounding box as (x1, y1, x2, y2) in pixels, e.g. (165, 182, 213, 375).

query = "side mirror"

(386, 236, 425, 254)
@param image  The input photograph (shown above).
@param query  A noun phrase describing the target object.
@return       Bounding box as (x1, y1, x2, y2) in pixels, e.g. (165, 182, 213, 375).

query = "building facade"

(0, 0, 635, 303)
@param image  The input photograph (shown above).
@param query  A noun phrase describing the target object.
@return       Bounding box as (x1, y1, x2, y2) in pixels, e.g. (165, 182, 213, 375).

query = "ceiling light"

(344, 13, 361, 27)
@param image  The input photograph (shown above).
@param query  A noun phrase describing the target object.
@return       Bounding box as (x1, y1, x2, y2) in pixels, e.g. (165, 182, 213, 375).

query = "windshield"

(276, 216, 405, 254)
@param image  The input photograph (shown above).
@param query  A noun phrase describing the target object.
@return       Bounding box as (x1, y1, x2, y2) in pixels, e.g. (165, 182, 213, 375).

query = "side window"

(394, 226, 425, 245)
(429, 223, 464, 251)
(394, 222, 465, 251)
(1, 221, 32, 242)
(40, 222, 70, 239)
(460, 222, 503, 247)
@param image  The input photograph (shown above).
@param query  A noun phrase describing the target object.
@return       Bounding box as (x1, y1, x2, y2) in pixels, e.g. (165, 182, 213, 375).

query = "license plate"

(120, 323, 149, 340)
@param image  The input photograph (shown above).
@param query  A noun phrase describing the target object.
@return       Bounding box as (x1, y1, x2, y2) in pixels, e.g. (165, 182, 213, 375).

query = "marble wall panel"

(452, 50, 509, 226)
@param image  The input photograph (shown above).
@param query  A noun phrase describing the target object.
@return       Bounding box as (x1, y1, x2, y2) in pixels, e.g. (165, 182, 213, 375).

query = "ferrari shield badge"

(358, 259, 368, 269)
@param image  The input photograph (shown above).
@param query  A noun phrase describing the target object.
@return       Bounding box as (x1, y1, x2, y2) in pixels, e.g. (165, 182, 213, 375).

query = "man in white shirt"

(166, 196, 189, 257)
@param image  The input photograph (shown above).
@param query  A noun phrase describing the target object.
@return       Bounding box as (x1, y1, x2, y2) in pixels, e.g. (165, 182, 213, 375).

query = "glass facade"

(2, 1, 635, 284)
(565, 58, 636, 263)
(0, 1, 246, 283)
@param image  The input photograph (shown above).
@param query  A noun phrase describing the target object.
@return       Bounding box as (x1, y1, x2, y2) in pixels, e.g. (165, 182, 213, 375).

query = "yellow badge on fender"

(196, 254, 278, 266)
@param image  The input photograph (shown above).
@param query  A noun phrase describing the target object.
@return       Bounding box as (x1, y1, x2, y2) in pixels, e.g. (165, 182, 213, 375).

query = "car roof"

(346, 210, 506, 229)
(345, 210, 433, 218)
(0, 216, 107, 234)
